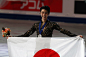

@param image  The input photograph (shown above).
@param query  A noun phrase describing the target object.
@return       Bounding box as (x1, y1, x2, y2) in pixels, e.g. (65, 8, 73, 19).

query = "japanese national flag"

(7, 37, 85, 57)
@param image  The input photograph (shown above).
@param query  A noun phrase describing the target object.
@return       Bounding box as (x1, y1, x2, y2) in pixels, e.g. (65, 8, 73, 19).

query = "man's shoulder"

(33, 21, 59, 25)
(48, 21, 58, 25)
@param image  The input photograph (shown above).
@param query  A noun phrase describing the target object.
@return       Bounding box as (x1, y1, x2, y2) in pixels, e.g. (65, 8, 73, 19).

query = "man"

(8, 6, 83, 38)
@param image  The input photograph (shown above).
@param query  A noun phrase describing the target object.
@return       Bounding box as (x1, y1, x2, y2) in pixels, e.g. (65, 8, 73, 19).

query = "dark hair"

(40, 6, 50, 14)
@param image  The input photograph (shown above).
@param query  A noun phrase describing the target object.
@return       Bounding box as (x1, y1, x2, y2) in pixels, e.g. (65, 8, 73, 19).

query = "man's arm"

(53, 22, 77, 37)
(14, 23, 36, 37)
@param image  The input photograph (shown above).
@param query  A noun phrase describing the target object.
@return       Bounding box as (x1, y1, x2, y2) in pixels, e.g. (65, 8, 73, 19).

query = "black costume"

(17, 20, 77, 37)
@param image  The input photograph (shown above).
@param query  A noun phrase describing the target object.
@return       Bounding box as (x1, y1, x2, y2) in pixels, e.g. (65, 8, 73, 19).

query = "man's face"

(40, 9, 49, 21)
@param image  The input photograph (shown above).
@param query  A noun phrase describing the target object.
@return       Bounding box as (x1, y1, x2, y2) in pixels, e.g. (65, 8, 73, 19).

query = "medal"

(39, 20, 47, 38)
(38, 34, 42, 37)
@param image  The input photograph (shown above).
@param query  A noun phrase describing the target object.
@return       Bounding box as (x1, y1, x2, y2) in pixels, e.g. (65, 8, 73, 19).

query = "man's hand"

(7, 35, 12, 39)
(78, 35, 83, 38)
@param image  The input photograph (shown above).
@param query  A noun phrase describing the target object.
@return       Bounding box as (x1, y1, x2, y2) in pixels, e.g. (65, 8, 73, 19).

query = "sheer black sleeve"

(53, 22, 77, 37)
(15, 24, 36, 37)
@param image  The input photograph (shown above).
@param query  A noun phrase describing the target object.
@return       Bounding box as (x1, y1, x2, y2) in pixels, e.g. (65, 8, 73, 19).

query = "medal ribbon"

(39, 21, 47, 34)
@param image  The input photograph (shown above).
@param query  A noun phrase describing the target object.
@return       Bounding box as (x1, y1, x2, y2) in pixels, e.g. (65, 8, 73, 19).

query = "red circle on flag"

(34, 48, 60, 57)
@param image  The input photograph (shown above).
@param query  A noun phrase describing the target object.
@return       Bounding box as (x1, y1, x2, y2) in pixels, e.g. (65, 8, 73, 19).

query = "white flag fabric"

(7, 37, 85, 57)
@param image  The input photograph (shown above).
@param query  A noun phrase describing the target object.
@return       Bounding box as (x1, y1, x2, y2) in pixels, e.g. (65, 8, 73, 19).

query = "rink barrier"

(0, 13, 86, 24)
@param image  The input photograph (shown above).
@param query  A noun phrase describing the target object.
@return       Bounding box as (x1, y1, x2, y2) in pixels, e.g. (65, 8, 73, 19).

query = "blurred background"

(0, 0, 86, 57)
